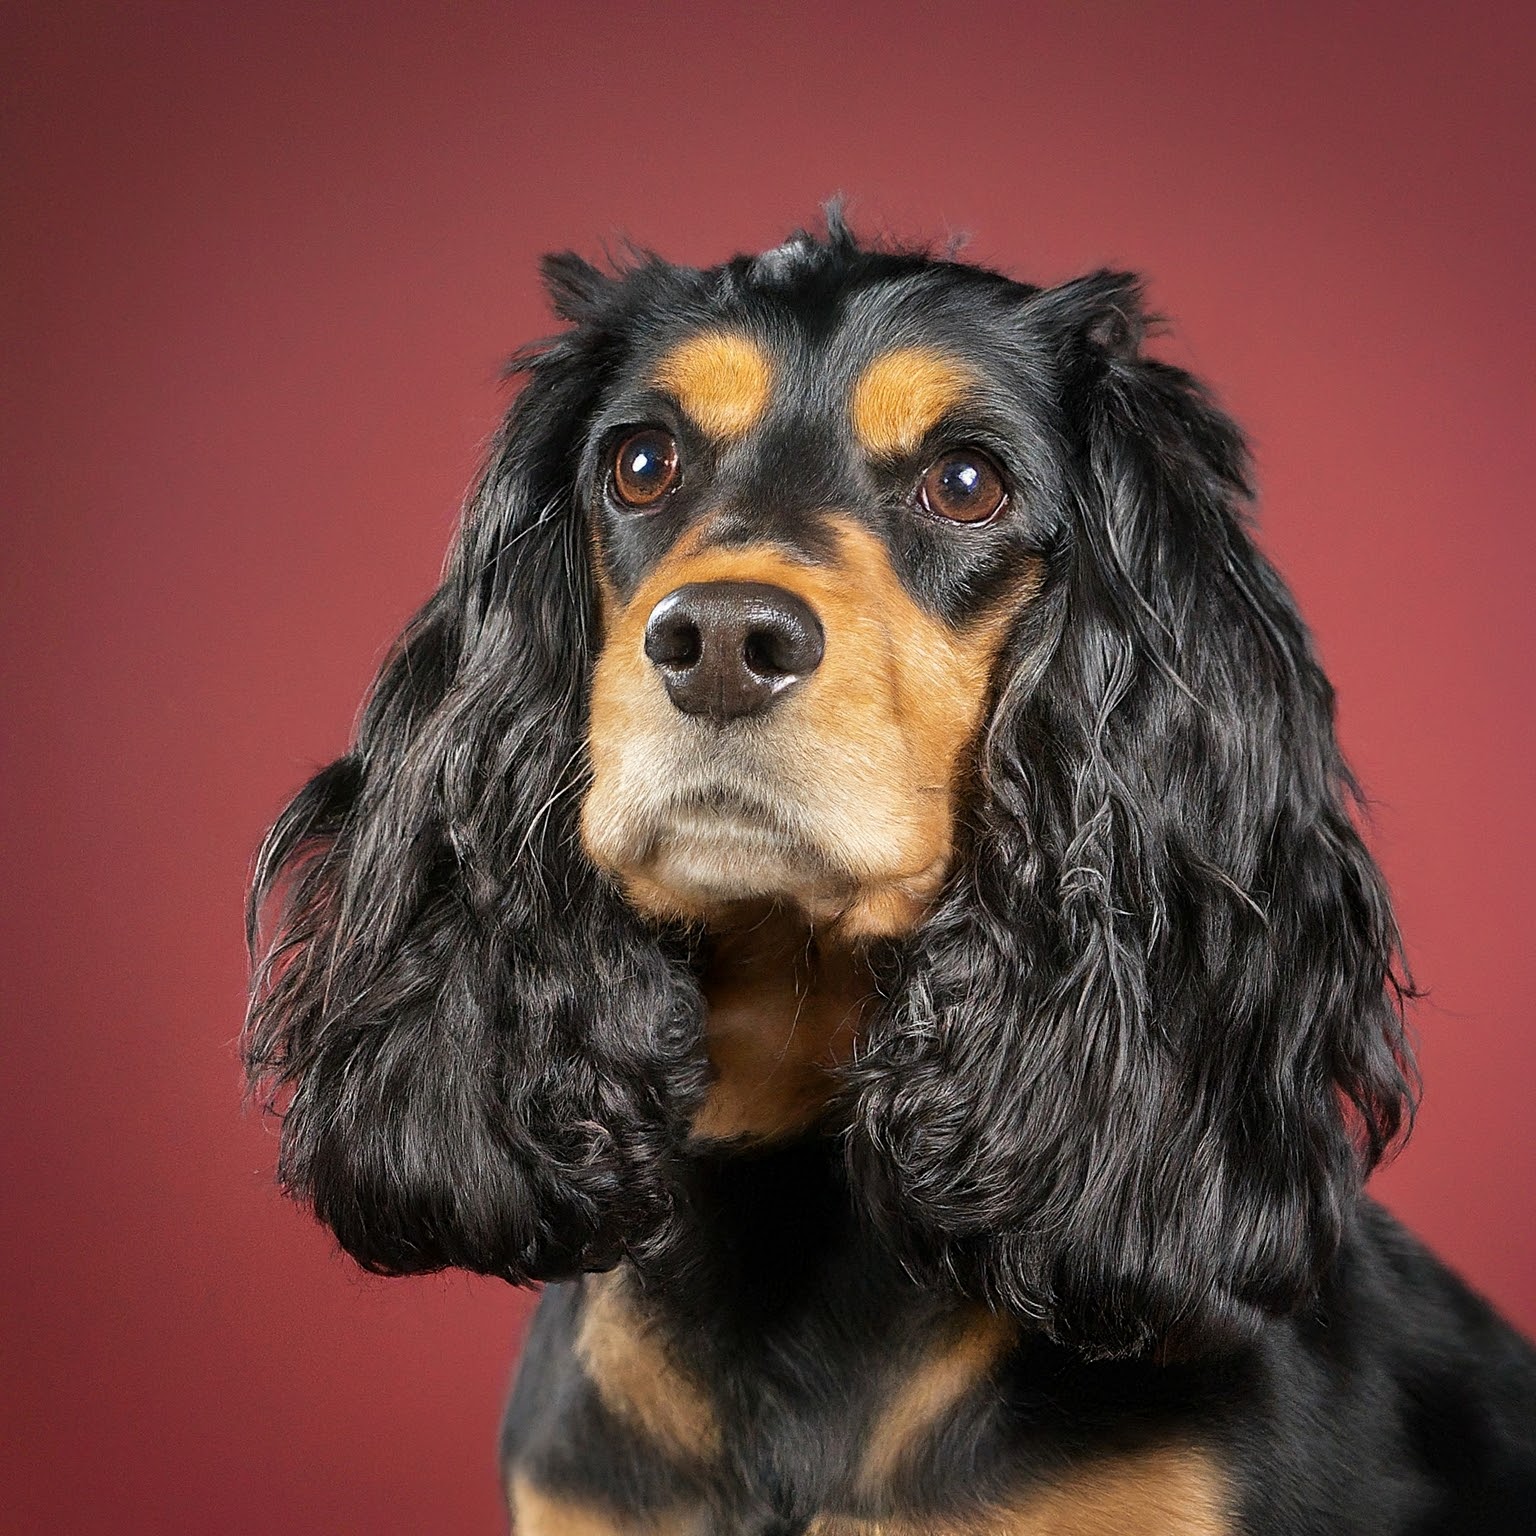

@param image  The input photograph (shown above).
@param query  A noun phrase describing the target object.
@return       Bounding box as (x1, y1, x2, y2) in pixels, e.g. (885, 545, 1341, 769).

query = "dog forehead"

(635, 271, 1006, 450)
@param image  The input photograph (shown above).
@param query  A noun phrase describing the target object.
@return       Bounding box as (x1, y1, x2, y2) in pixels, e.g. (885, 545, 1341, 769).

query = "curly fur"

(241, 215, 1536, 1535)
(246, 329, 709, 1284)
(848, 271, 1416, 1356)
(248, 229, 1415, 1359)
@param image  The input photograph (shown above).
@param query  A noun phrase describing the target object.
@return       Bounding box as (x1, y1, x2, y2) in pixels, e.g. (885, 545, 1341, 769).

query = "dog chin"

(619, 807, 839, 913)
(658, 810, 831, 887)
(582, 771, 947, 936)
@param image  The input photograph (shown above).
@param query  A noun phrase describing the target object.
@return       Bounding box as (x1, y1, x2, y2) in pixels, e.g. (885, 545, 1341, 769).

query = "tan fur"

(574, 1269, 720, 1465)
(507, 1477, 629, 1535)
(581, 516, 1039, 941)
(849, 347, 976, 458)
(807, 1446, 1231, 1534)
(690, 906, 872, 1142)
(857, 1309, 1017, 1494)
(508, 1476, 700, 1536)
(651, 331, 774, 441)
(534, 1280, 1228, 1535)
(1002, 1448, 1231, 1536)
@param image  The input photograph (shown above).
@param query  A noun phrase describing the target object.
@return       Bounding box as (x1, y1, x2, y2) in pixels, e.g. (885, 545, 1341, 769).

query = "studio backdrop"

(3, 3, 1531, 1532)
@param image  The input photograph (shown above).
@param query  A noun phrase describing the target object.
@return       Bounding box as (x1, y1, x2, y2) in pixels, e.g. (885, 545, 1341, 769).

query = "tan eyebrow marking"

(650, 331, 774, 441)
(850, 346, 976, 457)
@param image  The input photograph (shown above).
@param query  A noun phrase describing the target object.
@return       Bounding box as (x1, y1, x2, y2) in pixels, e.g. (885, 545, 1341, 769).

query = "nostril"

(742, 627, 785, 677)
(743, 617, 821, 679)
(645, 613, 702, 669)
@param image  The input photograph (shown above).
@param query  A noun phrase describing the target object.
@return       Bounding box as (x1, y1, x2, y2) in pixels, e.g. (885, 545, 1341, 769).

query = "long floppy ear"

(245, 327, 705, 1284)
(847, 272, 1416, 1357)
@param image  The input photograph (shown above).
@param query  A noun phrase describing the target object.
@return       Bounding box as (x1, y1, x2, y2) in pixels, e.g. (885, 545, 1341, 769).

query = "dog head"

(576, 239, 1053, 939)
(247, 213, 1414, 1355)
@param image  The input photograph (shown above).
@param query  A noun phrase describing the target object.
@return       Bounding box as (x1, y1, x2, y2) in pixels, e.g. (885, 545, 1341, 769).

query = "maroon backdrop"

(3, 3, 1532, 1531)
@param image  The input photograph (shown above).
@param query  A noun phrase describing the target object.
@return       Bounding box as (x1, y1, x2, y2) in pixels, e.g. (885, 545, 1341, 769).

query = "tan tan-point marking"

(582, 515, 1040, 939)
(652, 331, 774, 441)
(858, 1308, 1017, 1494)
(808, 1445, 1231, 1534)
(1003, 1447, 1231, 1535)
(574, 1268, 720, 1464)
(786, 519, 1038, 938)
(508, 1475, 699, 1535)
(850, 347, 976, 458)
(690, 908, 873, 1142)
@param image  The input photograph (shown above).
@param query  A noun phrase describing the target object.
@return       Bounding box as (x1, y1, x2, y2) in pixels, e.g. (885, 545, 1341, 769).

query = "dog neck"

(689, 903, 872, 1143)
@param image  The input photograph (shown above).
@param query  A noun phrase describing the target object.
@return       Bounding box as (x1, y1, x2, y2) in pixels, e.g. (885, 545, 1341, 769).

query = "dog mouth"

(619, 780, 836, 904)
(666, 781, 791, 824)
(580, 711, 959, 934)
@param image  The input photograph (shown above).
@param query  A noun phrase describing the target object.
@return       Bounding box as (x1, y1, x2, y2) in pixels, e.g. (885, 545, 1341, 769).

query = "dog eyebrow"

(850, 346, 976, 458)
(650, 331, 775, 441)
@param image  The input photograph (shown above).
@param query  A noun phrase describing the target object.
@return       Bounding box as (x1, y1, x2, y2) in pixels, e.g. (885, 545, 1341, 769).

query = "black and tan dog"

(246, 214, 1536, 1533)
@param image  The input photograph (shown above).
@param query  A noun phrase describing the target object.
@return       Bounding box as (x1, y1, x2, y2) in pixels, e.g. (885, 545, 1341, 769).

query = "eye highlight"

(917, 449, 1008, 524)
(611, 428, 680, 509)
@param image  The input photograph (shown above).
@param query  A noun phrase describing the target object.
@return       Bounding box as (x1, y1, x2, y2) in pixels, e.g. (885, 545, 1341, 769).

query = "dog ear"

(539, 251, 619, 325)
(847, 272, 1416, 1357)
(245, 331, 706, 1285)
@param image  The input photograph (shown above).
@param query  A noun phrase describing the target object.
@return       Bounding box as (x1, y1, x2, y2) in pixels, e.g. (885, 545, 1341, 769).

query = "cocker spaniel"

(246, 213, 1536, 1534)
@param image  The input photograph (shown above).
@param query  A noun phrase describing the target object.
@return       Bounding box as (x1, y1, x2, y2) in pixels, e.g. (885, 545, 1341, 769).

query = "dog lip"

(657, 791, 812, 855)
(669, 783, 785, 820)
(638, 781, 828, 870)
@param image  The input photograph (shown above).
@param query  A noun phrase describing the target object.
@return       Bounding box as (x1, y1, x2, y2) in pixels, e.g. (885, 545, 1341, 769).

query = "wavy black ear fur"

(245, 322, 705, 1283)
(848, 271, 1417, 1358)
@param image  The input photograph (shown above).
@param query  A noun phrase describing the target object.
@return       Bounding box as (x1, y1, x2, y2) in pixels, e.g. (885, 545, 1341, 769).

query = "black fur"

(247, 214, 1535, 1532)
(246, 331, 708, 1284)
(848, 269, 1415, 1358)
(501, 1152, 1536, 1533)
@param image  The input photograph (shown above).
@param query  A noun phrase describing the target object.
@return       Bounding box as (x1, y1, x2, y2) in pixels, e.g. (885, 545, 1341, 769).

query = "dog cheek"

(783, 701, 950, 881)
(580, 640, 660, 875)
(790, 526, 1010, 896)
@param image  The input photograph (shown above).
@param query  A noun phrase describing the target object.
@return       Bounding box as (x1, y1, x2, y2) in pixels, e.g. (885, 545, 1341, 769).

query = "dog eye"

(612, 428, 680, 508)
(918, 449, 1007, 524)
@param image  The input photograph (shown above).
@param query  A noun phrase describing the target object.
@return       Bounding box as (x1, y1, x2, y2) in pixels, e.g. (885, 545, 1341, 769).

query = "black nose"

(644, 581, 825, 724)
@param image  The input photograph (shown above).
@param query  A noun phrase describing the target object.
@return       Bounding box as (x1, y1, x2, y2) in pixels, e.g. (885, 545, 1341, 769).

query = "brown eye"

(612, 428, 680, 508)
(918, 449, 1007, 524)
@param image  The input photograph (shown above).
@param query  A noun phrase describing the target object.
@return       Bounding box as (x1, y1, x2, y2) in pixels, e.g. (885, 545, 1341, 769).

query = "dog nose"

(644, 581, 825, 723)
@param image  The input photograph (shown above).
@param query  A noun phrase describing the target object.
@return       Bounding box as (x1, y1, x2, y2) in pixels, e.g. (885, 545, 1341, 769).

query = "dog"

(246, 212, 1536, 1534)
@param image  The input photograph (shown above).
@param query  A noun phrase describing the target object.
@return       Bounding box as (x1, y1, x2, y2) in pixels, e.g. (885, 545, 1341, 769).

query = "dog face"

(578, 276, 1054, 937)
(247, 215, 1415, 1357)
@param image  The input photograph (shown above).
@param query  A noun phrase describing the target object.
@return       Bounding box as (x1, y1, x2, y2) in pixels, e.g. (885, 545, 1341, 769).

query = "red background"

(3, 3, 1532, 1531)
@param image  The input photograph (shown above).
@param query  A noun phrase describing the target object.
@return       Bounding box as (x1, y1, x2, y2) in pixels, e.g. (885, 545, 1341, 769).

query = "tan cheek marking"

(797, 519, 1040, 938)
(857, 1308, 1017, 1495)
(652, 330, 774, 441)
(508, 1475, 699, 1535)
(574, 1268, 720, 1465)
(850, 347, 976, 458)
(582, 515, 1041, 938)
(810, 1446, 1231, 1535)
